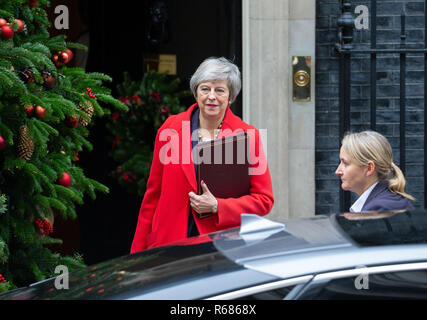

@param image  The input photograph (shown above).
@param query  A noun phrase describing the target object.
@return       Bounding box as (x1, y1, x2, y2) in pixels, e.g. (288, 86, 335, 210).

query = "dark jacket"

(361, 180, 415, 212)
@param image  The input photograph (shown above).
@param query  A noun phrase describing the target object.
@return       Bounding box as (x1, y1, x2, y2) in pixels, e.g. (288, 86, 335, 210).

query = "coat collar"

(168, 103, 243, 133)
(362, 180, 389, 209)
(167, 103, 245, 191)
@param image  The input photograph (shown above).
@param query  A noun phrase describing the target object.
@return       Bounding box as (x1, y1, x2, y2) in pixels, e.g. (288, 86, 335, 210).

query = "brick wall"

(315, 0, 425, 215)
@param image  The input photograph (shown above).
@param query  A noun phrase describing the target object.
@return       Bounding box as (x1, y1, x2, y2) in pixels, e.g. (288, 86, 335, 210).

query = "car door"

(295, 262, 427, 300)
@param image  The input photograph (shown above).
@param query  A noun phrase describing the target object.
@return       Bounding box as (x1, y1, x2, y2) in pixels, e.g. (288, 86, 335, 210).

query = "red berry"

(35, 219, 53, 236)
(0, 18, 7, 27)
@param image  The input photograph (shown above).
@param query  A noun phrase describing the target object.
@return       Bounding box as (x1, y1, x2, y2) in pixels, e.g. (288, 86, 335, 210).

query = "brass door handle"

(294, 70, 310, 87)
(292, 56, 311, 102)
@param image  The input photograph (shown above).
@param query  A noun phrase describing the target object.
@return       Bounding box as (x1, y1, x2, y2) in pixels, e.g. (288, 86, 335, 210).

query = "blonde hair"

(341, 130, 414, 200)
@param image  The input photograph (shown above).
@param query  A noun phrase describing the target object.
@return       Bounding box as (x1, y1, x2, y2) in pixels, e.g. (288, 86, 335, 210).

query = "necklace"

(198, 118, 224, 142)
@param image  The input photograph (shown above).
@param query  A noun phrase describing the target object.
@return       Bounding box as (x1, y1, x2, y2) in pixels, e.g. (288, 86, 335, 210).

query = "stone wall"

(243, 0, 316, 221)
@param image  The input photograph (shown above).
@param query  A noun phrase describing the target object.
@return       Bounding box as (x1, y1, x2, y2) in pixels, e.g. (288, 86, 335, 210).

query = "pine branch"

(40, 236, 62, 245)
(85, 72, 113, 82)
(45, 153, 70, 172)
(0, 68, 14, 88)
(0, 9, 13, 19)
(66, 206, 77, 220)
(65, 42, 87, 52)
(34, 120, 58, 137)
(57, 254, 85, 270)
(3, 158, 25, 172)
(23, 162, 43, 193)
(48, 197, 67, 212)
(21, 42, 51, 57)
(86, 178, 109, 194)
(28, 119, 48, 147)
(55, 184, 83, 205)
(0, 66, 28, 95)
(40, 35, 67, 52)
(0, 122, 14, 145)
(96, 93, 129, 112)
(86, 97, 104, 117)
(0, 237, 8, 264)
(34, 194, 49, 208)
(30, 262, 43, 283)
(39, 162, 57, 181)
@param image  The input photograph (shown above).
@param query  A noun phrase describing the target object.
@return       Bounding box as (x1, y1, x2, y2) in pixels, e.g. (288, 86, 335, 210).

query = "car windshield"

(333, 209, 427, 247)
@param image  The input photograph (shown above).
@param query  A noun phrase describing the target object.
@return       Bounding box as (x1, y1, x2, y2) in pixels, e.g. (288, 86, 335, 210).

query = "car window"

(235, 286, 296, 300)
(308, 269, 427, 300)
(334, 210, 427, 247)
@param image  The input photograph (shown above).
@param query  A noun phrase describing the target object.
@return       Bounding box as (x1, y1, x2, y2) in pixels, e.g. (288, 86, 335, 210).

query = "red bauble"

(57, 172, 71, 187)
(35, 105, 46, 119)
(15, 19, 24, 33)
(25, 105, 34, 117)
(59, 52, 70, 64)
(52, 54, 61, 67)
(65, 49, 74, 61)
(0, 18, 7, 27)
(1, 25, 14, 39)
(0, 136, 6, 150)
(66, 115, 79, 128)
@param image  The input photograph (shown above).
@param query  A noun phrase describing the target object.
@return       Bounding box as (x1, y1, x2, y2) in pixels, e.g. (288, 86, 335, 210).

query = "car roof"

(212, 210, 427, 279)
(213, 213, 351, 265)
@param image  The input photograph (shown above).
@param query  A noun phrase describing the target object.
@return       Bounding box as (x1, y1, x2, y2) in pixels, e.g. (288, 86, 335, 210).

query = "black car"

(1, 209, 427, 300)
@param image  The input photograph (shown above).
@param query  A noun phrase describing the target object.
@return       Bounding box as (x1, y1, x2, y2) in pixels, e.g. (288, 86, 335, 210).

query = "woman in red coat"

(130, 57, 274, 253)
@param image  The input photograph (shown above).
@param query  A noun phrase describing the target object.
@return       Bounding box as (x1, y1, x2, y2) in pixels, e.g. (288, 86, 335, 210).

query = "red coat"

(130, 104, 274, 253)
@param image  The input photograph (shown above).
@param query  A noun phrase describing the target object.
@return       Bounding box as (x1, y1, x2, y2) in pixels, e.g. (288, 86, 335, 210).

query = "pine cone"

(78, 101, 94, 127)
(17, 125, 34, 160)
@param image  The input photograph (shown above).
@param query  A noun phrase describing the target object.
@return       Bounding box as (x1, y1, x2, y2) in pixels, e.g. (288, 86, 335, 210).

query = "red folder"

(196, 132, 250, 218)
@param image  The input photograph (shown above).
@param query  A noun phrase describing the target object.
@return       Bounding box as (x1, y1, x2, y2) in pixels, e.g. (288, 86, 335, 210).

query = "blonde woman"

(335, 130, 415, 212)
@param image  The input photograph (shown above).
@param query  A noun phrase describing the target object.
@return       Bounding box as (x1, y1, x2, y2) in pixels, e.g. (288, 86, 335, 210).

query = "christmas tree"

(106, 71, 190, 196)
(0, 0, 127, 291)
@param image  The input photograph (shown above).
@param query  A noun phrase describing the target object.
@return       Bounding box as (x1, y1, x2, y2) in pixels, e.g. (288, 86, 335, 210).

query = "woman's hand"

(189, 180, 218, 214)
